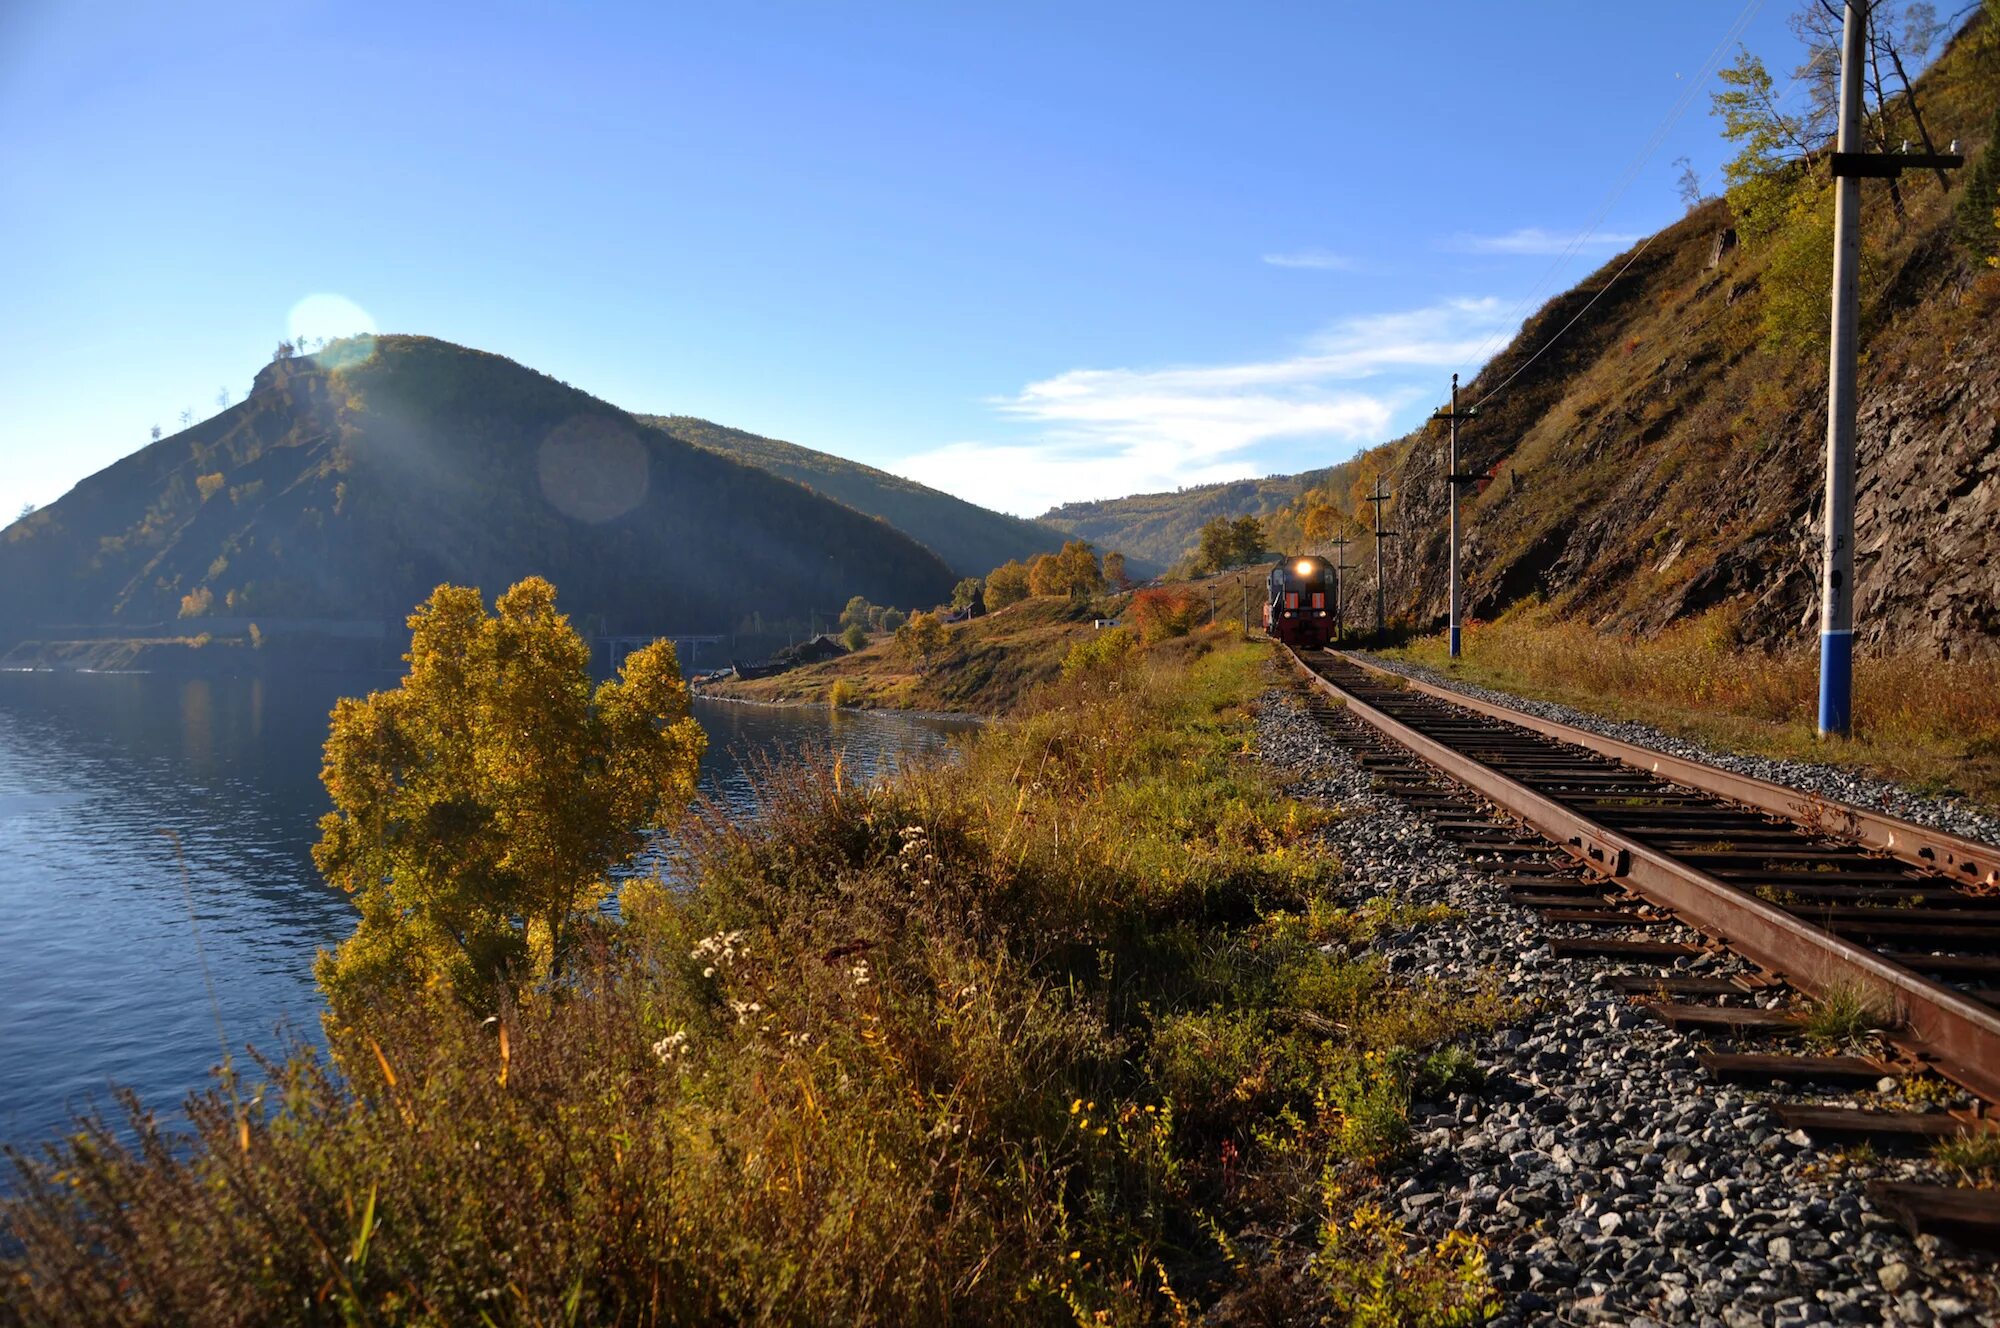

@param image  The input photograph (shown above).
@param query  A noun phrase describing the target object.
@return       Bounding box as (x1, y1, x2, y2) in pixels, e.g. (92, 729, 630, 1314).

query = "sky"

(1, 0, 1816, 521)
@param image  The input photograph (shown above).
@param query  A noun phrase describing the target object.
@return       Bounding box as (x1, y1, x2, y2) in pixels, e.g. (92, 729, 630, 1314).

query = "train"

(1264, 555, 1336, 649)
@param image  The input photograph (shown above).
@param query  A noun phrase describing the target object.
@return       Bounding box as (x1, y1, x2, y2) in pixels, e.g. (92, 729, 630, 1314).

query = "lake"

(0, 670, 976, 1149)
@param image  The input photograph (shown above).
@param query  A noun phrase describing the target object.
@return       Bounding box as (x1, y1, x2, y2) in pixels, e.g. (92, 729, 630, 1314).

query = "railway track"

(1286, 646, 2000, 1249)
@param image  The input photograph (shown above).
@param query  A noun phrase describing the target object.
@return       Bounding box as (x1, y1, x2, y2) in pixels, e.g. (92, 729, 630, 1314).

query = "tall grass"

(1, 628, 1504, 1326)
(1392, 603, 2000, 803)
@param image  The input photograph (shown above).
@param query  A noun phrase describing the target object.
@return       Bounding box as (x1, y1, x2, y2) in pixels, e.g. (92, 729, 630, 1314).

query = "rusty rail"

(1287, 647, 2000, 1104)
(1331, 649, 2000, 890)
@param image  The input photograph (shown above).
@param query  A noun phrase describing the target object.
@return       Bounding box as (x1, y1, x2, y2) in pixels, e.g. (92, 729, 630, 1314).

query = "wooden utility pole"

(1817, 0, 1960, 737)
(1330, 533, 1353, 644)
(1431, 372, 1479, 660)
(1364, 478, 1398, 645)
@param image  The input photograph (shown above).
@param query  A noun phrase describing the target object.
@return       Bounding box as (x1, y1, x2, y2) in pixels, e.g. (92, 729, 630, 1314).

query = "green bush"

(1060, 624, 1135, 680)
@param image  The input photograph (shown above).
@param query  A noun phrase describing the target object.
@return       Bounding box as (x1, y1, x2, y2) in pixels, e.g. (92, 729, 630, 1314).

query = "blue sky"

(2, 1, 1810, 519)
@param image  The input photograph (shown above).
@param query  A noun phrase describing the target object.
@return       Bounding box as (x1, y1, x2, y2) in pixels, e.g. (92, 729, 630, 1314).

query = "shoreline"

(691, 688, 988, 725)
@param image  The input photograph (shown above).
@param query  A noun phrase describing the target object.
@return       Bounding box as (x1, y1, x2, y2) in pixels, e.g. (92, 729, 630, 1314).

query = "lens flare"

(287, 293, 379, 349)
(537, 415, 650, 523)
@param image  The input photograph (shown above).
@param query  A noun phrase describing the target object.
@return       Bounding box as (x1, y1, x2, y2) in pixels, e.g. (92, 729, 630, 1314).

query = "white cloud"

(1262, 248, 1354, 270)
(893, 297, 1513, 518)
(1445, 227, 1644, 256)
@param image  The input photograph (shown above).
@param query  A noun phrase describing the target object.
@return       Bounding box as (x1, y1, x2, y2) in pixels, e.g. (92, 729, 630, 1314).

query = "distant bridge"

(595, 634, 727, 674)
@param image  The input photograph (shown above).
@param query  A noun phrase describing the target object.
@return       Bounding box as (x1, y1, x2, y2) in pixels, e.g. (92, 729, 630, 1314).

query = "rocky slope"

(1079, 16, 2000, 656)
(1309, 16, 2000, 656)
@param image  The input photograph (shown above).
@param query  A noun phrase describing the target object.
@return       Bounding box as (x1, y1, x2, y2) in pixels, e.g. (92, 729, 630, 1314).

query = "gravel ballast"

(1256, 686, 1998, 1327)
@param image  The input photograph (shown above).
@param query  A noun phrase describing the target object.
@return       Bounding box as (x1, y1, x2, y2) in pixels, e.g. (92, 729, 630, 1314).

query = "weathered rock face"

(1351, 198, 2000, 658)
(1847, 342, 2000, 656)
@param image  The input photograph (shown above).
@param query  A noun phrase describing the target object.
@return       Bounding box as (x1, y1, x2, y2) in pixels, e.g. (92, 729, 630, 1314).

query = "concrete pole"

(1449, 372, 1462, 659)
(1371, 479, 1390, 644)
(1332, 535, 1348, 644)
(1819, 0, 1866, 739)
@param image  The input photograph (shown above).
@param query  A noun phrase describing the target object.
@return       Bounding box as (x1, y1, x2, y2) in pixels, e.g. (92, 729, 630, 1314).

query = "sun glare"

(287, 293, 379, 347)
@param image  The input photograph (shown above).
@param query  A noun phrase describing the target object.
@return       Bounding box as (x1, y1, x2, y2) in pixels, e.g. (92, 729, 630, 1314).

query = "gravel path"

(1256, 688, 1999, 1327)
(1347, 652, 2000, 849)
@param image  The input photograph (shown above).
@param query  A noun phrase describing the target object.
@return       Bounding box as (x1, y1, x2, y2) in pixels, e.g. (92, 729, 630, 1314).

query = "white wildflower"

(651, 1030, 690, 1064)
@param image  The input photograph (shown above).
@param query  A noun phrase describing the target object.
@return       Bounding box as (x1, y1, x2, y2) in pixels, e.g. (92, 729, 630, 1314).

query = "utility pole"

(1241, 581, 1249, 634)
(1330, 534, 1354, 645)
(1364, 478, 1398, 646)
(1817, 0, 1960, 737)
(1431, 372, 1479, 660)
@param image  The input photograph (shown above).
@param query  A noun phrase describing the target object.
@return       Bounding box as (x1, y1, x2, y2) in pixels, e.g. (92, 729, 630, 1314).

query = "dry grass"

(1389, 605, 2000, 810)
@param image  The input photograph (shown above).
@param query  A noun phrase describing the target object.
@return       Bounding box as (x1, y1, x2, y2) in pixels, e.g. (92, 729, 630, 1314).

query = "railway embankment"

(1257, 687, 2000, 1325)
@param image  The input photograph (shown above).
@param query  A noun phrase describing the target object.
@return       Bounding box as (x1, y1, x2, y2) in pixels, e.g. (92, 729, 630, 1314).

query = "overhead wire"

(1454, 0, 1769, 410)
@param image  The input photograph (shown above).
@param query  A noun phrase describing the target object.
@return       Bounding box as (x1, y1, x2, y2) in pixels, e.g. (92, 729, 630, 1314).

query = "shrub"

(1129, 587, 1205, 643)
(1060, 625, 1135, 680)
(828, 677, 858, 708)
(841, 622, 868, 652)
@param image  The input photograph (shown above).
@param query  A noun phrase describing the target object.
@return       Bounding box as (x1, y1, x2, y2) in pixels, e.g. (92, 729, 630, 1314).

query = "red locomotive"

(1264, 555, 1335, 649)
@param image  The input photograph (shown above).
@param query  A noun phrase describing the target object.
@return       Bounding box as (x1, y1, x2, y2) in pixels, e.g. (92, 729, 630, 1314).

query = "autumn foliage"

(312, 577, 705, 1016)
(1127, 586, 1206, 643)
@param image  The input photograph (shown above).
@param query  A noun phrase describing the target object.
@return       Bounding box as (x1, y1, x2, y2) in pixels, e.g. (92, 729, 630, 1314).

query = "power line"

(1455, 0, 1769, 388)
(1467, 228, 1665, 412)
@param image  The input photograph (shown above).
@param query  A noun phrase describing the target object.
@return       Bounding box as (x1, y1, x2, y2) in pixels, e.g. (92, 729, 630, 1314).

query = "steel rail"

(1330, 650, 2000, 890)
(1287, 648, 2000, 1104)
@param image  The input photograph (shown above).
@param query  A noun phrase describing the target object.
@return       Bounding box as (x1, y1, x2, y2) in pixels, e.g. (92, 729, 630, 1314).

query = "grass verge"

(2, 626, 1508, 1326)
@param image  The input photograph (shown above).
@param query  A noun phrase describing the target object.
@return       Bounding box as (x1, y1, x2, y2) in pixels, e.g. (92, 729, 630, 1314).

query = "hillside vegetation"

(1068, 9, 2000, 659)
(643, 415, 1065, 577)
(1040, 471, 1332, 575)
(1269, 8, 2000, 656)
(708, 565, 1273, 715)
(0, 337, 957, 645)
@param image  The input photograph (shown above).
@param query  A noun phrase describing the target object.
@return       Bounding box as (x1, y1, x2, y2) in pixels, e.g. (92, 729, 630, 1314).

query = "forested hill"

(1038, 470, 1335, 574)
(639, 415, 1065, 577)
(0, 336, 957, 643)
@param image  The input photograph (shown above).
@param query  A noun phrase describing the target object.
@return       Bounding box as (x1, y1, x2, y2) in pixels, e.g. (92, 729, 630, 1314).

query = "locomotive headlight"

(1295, 560, 1313, 576)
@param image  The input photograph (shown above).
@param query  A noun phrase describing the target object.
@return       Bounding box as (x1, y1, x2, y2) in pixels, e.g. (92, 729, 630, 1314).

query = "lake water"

(0, 670, 976, 1149)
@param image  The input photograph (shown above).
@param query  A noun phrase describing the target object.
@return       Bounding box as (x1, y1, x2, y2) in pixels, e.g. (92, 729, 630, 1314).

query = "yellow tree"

(313, 577, 705, 1016)
(1026, 552, 1063, 597)
(985, 559, 1031, 608)
(1053, 539, 1104, 597)
(894, 610, 951, 671)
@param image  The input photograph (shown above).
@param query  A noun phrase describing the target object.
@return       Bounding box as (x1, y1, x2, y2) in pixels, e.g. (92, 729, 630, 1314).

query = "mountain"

(640, 415, 1065, 578)
(1175, 12, 2000, 656)
(1038, 471, 1336, 574)
(0, 336, 957, 648)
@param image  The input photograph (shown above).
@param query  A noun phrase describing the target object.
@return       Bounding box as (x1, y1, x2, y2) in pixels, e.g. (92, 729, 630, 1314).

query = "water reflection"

(0, 673, 973, 1147)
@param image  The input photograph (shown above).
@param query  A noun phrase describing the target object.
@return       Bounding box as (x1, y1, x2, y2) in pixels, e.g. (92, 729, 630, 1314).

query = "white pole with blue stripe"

(1819, 0, 1866, 738)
